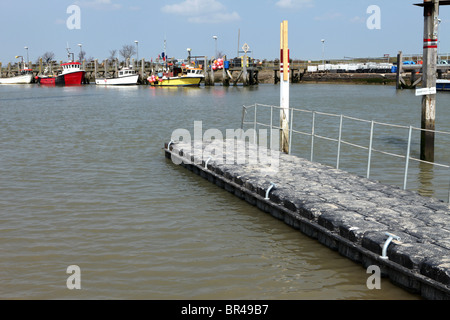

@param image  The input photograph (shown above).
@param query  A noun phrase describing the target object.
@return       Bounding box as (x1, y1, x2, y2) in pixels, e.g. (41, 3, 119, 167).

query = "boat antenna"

(66, 43, 74, 62)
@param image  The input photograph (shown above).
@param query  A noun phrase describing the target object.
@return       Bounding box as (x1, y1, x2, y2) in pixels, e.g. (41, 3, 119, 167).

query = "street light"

(24, 46, 29, 67)
(187, 48, 191, 63)
(135, 40, 139, 66)
(78, 43, 82, 61)
(213, 36, 218, 58)
(321, 39, 325, 66)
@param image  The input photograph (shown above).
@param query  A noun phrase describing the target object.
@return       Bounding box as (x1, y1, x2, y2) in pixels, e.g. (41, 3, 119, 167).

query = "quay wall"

(165, 139, 450, 300)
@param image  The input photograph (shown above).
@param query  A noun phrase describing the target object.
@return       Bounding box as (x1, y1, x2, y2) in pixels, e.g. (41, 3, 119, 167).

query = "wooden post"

(104, 59, 108, 78)
(243, 54, 248, 86)
(280, 20, 290, 154)
(0, 62, 2, 78)
(94, 59, 98, 79)
(211, 61, 215, 86)
(141, 58, 145, 83)
(396, 51, 403, 89)
(420, 0, 439, 162)
(222, 55, 230, 86)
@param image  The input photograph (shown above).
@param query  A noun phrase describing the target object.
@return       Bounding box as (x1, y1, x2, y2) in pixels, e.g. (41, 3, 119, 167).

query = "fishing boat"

(0, 56, 34, 84)
(0, 68, 34, 84)
(37, 48, 85, 86)
(95, 67, 139, 85)
(436, 79, 450, 91)
(148, 65, 204, 87)
(38, 61, 85, 86)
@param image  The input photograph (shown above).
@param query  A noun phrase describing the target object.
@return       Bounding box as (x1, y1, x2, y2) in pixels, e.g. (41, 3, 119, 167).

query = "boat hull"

(0, 74, 34, 84)
(39, 71, 85, 86)
(149, 76, 203, 87)
(436, 80, 450, 91)
(95, 75, 139, 85)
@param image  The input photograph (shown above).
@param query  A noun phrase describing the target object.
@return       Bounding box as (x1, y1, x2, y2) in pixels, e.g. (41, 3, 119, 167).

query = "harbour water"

(1, 83, 448, 300)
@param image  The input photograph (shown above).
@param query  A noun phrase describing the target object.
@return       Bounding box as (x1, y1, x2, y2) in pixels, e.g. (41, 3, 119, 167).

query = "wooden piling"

(396, 51, 404, 89)
(222, 55, 230, 86)
(420, 0, 439, 162)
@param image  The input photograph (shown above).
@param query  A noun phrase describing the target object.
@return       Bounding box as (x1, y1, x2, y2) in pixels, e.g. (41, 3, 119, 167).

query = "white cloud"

(161, 0, 240, 23)
(275, 0, 313, 9)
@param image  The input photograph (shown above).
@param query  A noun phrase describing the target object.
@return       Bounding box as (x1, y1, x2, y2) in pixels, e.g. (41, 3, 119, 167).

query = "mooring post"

(222, 55, 230, 86)
(420, 0, 439, 162)
(243, 54, 248, 86)
(280, 20, 290, 154)
(104, 59, 108, 78)
(141, 58, 145, 82)
(0, 62, 2, 78)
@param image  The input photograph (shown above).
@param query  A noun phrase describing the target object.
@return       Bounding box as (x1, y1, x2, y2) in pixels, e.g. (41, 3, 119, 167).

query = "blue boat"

(436, 79, 450, 91)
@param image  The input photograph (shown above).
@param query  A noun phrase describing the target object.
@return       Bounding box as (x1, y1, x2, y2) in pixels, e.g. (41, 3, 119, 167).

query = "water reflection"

(417, 162, 435, 198)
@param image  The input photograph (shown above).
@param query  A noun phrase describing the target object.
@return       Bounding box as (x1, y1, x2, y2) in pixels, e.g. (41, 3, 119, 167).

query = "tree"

(41, 52, 55, 64)
(119, 44, 136, 62)
(109, 49, 117, 61)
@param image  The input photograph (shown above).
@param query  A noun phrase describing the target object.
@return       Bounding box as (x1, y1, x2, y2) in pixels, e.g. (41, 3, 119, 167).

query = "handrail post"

(310, 112, 316, 162)
(403, 126, 413, 190)
(288, 108, 294, 155)
(367, 120, 374, 179)
(337, 114, 343, 169)
(270, 105, 273, 150)
(240, 105, 247, 140)
(254, 103, 257, 144)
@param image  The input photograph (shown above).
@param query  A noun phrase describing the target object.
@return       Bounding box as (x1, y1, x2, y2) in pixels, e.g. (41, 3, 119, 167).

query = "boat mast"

(66, 43, 75, 62)
(164, 36, 167, 71)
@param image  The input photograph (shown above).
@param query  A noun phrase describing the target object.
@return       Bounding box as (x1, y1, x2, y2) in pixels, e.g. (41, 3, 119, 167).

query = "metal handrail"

(242, 103, 450, 202)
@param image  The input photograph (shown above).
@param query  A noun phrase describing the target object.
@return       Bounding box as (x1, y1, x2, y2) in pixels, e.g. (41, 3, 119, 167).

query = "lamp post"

(213, 35, 218, 58)
(187, 48, 191, 64)
(24, 47, 29, 67)
(321, 39, 325, 66)
(135, 40, 139, 66)
(78, 43, 82, 62)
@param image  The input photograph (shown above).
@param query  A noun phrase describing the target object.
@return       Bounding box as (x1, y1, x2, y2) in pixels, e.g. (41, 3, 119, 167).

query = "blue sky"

(1, 0, 450, 63)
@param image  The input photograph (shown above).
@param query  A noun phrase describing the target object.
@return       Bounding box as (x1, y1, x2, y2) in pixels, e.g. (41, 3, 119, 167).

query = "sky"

(1, 0, 450, 63)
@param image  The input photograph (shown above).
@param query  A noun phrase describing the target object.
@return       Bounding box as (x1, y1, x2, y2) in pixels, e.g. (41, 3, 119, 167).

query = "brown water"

(2, 83, 445, 300)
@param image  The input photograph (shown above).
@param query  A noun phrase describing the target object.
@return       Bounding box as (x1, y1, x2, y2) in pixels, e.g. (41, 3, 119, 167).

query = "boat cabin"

(186, 68, 203, 77)
(118, 68, 136, 77)
(61, 62, 83, 74)
(20, 69, 33, 75)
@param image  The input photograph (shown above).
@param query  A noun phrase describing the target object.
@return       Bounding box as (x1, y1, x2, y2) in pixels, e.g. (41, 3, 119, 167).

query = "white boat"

(0, 68, 34, 84)
(95, 67, 139, 85)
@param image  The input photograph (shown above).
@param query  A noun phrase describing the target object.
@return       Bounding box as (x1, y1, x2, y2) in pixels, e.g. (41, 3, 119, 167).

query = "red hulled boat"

(38, 48, 86, 86)
(38, 62, 85, 86)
